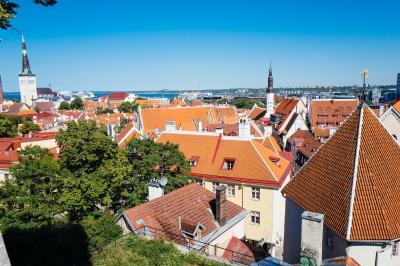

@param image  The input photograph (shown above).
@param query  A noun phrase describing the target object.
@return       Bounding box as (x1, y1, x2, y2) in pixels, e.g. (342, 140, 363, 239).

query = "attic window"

(223, 159, 235, 170)
(269, 156, 281, 167)
(188, 156, 199, 167)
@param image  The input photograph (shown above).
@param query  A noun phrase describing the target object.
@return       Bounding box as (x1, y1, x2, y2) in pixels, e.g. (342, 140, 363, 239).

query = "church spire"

(21, 33, 33, 75)
(267, 60, 273, 93)
(0, 75, 4, 102)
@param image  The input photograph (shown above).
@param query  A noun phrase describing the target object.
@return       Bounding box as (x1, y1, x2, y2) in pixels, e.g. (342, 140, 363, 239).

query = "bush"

(81, 213, 123, 250)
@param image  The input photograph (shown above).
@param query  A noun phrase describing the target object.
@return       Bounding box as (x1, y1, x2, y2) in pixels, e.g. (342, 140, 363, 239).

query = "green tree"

(0, 146, 63, 231)
(70, 97, 84, 110)
(0, 116, 18, 137)
(19, 119, 40, 134)
(117, 101, 137, 113)
(56, 120, 131, 220)
(1, 0, 57, 29)
(59, 101, 71, 110)
(125, 139, 190, 207)
(96, 107, 114, 114)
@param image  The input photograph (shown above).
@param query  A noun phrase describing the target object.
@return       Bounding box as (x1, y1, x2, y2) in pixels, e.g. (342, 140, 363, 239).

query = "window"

(227, 184, 235, 196)
(195, 179, 203, 185)
(251, 187, 260, 200)
(223, 159, 235, 170)
(393, 242, 400, 256)
(189, 160, 197, 167)
(212, 182, 220, 192)
(251, 211, 260, 225)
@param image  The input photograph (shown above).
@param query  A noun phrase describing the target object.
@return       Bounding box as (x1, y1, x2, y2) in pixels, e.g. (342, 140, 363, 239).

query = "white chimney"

(215, 126, 224, 135)
(301, 211, 324, 266)
(238, 118, 251, 138)
(165, 121, 176, 131)
(148, 179, 164, 201)
(198, 121, 203, 132)
(379, 105, 384, 117)
(329, 128, 337, 138)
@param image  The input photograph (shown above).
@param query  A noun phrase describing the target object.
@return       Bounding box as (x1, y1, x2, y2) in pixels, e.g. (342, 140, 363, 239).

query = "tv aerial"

(159, 176, 168, 187)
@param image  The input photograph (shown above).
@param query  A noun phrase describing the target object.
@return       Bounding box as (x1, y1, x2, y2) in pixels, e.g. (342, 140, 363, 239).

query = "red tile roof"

(274, 98, 300, 131)
(247, 106, 266, 121)
(123, 183, 245, 243)
(222, 237, 255, 263)
(108, 92, 129, 101)
(283, 104, 400, 241)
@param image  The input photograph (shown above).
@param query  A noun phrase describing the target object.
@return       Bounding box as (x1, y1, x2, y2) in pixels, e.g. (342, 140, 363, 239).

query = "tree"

(59, 101, 71, 110)
(56, 120, 131, 220)
(0, 146, 64, 231)
(118, 101, 137, 113)
(125, 139, 190, 207)
(96, 107, 114, 114)
(19, 119, 40, 134)
(0, 0, 57, 29)
(0, 116, 18, 137)
(70, 97, 84, 110)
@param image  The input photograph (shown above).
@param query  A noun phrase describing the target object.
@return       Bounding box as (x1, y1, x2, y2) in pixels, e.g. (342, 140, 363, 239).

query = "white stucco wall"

(379, 108, 400, 145)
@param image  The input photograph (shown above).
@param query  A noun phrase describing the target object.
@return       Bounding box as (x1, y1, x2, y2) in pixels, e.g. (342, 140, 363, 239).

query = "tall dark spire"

(21, 33, 33, 75)
(267, 60, 273, 93)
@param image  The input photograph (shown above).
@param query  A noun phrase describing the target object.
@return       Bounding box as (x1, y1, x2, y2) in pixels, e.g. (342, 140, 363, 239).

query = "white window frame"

(250, 211, 260, 225)
(223, 160, 235, 170)
(227, 184, 235, 197)
(251, 187, 260, 200)
(189, 160, 197, 167)
(393, 242, 400, 256)
(212, 182, 220, 192)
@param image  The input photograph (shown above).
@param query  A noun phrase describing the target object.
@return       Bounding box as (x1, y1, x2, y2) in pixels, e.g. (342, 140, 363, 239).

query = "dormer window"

(223, 159, 235, 170)
(188, 156, 199, 167)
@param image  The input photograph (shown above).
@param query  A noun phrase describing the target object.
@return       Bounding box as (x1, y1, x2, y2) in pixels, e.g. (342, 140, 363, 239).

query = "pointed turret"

(267, 60, 273, 93)
(0, 75, 4, 102)
(21, 33, 33, 76)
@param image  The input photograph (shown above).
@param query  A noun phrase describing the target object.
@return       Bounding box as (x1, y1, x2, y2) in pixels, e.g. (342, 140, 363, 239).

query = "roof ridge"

(345, 105, 364, 240)
(250, 140, 278, 181)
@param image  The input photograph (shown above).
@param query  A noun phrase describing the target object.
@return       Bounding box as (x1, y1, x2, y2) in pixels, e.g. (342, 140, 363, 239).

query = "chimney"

(198, 121, 203, 132)
(215, 126, 224, 135)
(215, 186, 227, 226)
(148, 179, 164, 201)
(238, 118, 251, 138)
(165, 120, 176, 131)
(379, 105, 384, 117)
(301, 211, 324, 266)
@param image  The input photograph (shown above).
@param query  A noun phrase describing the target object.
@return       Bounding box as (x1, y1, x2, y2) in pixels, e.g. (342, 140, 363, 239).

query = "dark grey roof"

(37, 87, 54, 95)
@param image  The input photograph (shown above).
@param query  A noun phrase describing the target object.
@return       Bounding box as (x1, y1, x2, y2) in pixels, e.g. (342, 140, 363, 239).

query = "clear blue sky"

(1, 0, 400, 91)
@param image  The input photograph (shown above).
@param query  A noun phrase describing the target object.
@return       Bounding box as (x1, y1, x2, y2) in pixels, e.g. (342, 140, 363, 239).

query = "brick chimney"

(215, 186, 227, 226)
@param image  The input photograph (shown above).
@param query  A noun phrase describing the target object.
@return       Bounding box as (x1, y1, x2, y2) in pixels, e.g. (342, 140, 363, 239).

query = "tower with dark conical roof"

(18, 33, 37, 106)
(265, 61, 275, 122)
(0, 75, 4, 102)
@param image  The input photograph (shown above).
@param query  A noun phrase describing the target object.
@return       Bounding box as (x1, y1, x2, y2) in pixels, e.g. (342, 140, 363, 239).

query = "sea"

(3, 91, 179, 101)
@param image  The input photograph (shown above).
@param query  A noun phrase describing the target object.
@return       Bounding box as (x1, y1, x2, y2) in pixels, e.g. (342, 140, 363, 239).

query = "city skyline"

(1, 0, 400, 91)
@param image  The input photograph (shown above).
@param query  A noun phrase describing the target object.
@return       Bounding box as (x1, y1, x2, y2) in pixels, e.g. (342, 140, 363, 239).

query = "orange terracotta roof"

(260, 135, 282, 154)
(222, 237, 255, 263)
(310, 99, 358, 135)
(156, 132, 290, 186)
(140, 106, 237, 134)
(207, 122, 262, 137)
(123, 183, 245, 243)
(274, 98, 300, 131)
(116, 123, 141, 148)
(283, 104, 400, 241)
(393, 100, 400, 113)
(136, 99, 160, 108)
(247, 106, 266, 120)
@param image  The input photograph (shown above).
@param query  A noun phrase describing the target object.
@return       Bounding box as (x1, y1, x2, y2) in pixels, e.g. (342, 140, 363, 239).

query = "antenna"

(159, 176, 168, 187)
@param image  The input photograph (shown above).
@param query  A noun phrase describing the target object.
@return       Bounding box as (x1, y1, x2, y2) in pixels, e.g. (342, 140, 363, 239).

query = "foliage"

(125, 139, 190, 207)
(92, 236, 226, 266)
(3, 223, 91, 266)
(96, 107, 114, 114)
(81, 213, 122, 250)
(0, 0, 57, 29)
(0, 146, 63, 231)
(0, 115, 19, 137)
(59, 101, 71, 110)
(56, 120, 131, 220)
(19, 119, 40, 134)
(117, 101, 137, 113)
(70, 97, 84, 110)
(231, 98, 265, 109)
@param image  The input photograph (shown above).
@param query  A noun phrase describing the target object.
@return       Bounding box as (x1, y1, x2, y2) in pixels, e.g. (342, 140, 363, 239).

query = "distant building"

(397, 73, 400, 100)
(379, 100, 400, 145)
(283, 104, 400, 266)
(18, 34, 37, 106)
(37, 87, 56, 100)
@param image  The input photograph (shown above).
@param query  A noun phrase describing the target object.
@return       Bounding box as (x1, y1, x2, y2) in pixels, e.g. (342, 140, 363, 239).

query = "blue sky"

(0, 0, 400, 91)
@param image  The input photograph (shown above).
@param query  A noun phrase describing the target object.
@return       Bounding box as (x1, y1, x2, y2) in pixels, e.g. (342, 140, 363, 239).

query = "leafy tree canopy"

(125, 139, 190, 206)
(19, 119, 40, 134)
(70, 97, 84, 110)
(0, 115, 19, 137)
(59, 101, 71, 110)
(0, 0, 57, 29)
(0, 146, 63, 231)
(96, 107, 114, 115)
(117, 101, 137, 113)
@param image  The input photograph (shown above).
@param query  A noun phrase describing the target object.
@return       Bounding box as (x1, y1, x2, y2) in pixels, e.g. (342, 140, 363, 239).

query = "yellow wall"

(202, 180, 277, 242)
